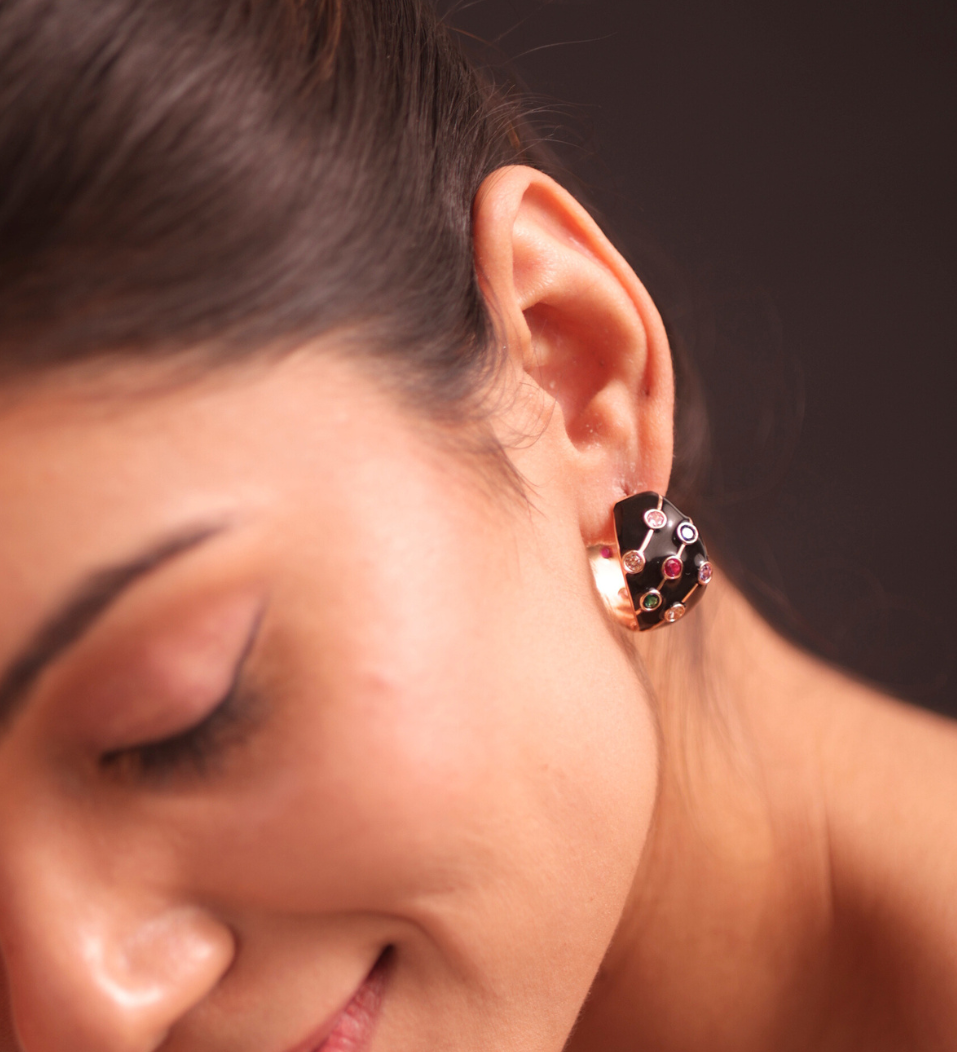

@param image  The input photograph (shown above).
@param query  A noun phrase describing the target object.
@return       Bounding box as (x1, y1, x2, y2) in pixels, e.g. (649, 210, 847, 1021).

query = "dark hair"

(0, 0, 545, 407)
(0, 0, 711, 517)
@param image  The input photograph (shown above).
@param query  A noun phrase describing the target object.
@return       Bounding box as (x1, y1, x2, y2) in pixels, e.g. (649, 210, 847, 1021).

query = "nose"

(0, 856, 234, 1052)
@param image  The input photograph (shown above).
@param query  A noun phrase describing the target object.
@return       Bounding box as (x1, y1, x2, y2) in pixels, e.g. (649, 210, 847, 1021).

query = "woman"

(0, 1, 954, 1050)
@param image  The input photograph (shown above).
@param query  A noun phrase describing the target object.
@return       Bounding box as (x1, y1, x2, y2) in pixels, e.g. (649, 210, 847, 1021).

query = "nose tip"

(5, 902, 234, 1052)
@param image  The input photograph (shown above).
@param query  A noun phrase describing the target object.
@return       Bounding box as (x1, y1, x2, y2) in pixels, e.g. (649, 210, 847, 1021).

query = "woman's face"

(0, 352, 658, 1052)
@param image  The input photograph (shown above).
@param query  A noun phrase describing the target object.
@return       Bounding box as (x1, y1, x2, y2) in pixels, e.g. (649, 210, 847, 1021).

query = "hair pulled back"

(0, 0, 541, 408)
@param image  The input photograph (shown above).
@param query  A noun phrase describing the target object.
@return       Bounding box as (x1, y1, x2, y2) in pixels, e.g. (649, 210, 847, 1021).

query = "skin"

(0, 167, 955, 1051)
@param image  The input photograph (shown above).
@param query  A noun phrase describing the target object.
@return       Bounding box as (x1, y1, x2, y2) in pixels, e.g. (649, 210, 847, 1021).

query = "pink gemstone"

(600, 546, 613, 559)
(698, 561, 713, 585)
(644, 508, 667, 530)
(663, 556, 683, 579)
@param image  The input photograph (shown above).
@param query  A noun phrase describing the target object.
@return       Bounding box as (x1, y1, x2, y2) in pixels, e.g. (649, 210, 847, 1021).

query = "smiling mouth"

(291, 949, 391, 1052)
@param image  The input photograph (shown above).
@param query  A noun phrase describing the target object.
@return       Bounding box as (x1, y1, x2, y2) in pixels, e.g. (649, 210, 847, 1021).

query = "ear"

(472, 166, 674, 545)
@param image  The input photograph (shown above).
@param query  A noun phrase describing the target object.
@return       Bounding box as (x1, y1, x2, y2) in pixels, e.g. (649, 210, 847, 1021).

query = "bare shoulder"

(816, 679, 957, 1048)
(819, 679, 957, 857)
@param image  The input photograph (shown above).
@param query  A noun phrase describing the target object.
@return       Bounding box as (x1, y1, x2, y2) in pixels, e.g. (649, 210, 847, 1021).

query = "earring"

(610, 491, 711, 630)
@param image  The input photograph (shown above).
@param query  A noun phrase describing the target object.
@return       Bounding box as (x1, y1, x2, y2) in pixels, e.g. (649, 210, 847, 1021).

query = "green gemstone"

(642, 592, 661, 610)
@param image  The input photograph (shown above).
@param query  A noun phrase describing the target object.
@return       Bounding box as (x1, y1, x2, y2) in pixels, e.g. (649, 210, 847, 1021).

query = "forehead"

(0, 352, 500, 663)
(0, 348, 452, 501)
(0, 352, 380, 530)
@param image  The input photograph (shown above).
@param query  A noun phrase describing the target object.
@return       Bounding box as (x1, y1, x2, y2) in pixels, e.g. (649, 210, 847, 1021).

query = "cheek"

(187, 522, 658, 1011)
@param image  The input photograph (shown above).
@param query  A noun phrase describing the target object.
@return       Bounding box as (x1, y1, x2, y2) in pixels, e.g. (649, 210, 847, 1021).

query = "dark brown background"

(446, 0, 957, 716)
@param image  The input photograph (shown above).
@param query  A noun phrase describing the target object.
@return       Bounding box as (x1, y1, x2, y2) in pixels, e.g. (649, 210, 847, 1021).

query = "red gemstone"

(663, 556, 683, 579)
(600, 546, 613, 559)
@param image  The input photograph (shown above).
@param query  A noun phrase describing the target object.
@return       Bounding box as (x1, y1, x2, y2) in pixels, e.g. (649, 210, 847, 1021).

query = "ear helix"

(590, 492, 711, 631)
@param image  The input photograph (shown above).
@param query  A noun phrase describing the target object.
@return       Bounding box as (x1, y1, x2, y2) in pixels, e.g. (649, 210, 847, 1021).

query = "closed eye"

(99, 607, 264, 782)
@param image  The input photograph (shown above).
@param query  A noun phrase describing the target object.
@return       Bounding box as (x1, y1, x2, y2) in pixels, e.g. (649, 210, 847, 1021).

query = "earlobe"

(472, 166, 674, 543)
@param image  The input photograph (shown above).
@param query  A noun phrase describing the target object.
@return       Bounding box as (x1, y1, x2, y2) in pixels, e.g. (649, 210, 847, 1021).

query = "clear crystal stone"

(622, 549, 645, 574)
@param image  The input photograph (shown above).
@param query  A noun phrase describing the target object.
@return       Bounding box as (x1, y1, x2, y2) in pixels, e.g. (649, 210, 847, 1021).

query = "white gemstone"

(622, 549, 645, 574)
(663, 603, 686, 623)
(677, 521, 698, 544)
(644, 508, 667, 530)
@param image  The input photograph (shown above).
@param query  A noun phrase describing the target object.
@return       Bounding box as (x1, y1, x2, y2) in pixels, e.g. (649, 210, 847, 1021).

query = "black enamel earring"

(612, 491, 711, 630)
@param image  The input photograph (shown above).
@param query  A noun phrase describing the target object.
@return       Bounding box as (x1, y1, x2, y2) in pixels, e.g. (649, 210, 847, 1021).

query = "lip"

(285, 951, 390, 1052)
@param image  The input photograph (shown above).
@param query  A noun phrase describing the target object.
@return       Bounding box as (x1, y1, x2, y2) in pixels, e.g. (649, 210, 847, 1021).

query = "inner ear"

(524, 302, 623, 451)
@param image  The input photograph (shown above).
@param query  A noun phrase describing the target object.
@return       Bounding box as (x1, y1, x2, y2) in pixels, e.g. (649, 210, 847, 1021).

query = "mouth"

(287, 949, 391, 1052)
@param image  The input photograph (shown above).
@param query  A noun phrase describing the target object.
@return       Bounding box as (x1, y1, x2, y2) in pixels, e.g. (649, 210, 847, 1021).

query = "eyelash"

(99, 681, 254, 780)
(99, 611, 264, 781)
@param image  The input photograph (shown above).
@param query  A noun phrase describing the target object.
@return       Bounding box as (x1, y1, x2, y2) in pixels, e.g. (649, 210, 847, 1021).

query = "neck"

(569, 574, 844, 1051)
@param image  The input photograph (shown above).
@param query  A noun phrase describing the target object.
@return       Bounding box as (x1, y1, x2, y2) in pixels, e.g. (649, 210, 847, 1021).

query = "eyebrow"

(0, 523, 225, 732)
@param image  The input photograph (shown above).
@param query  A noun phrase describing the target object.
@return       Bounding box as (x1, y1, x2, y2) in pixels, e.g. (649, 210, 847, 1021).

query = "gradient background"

(447, 0, 957, 716)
